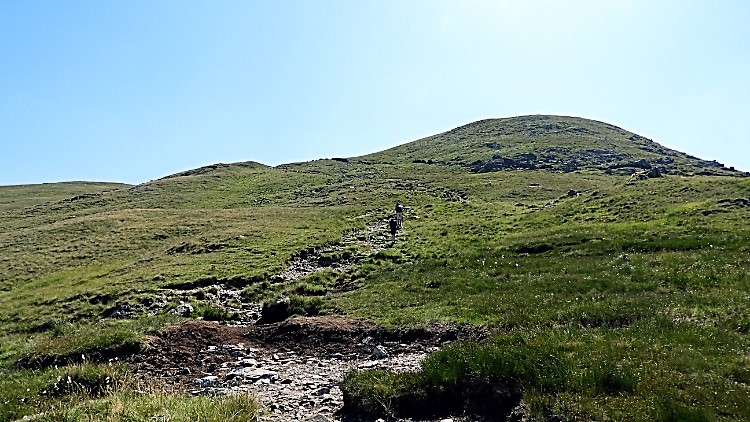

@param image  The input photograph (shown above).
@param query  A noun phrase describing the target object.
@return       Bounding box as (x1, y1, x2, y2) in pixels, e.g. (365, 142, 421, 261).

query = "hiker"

(389, 218, 398, 243)
(395, 202, 404, 228)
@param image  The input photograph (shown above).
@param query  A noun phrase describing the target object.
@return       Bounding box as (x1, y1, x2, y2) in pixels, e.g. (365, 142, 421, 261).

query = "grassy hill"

(1, 115, 749, 421)
(360, 115, 742, 176)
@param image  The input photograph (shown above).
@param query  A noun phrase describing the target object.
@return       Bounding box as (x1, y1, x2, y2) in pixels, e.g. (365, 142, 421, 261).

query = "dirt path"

(142, 217, 397, 324)
(124, 218, 482, 420)
(127, 318, 487, 421)
(276, 218, 392, 283)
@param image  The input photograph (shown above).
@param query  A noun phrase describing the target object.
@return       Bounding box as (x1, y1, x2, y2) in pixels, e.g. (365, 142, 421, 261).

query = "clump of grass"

(373, 249, 405, 263)
(342, 370, 427, 419)
(16, 322, 144, 369)
(290, 282, 329, 296)
(0, 364, 124, 421)
(422, 337, 569, 393)
(45, 390, 261, 422)
(657, 397, 715, 422)
(197, 304, 238, 322)
(349, 262, 380, 280)
(342, 337, 568, 420)
(580, 363, 638, 395)
(288, 269, 343, 296)
(44, 318, 77, 338)
(40, 364, 119, 398)
(2, 363, 261, 422)
(567, 300, 651, 329)
(241, 280, 276, 302)
(257, 295, 324, 324)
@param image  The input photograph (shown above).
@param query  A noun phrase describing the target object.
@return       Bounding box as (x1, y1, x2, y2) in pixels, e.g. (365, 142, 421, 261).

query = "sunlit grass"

(0, 364, 260, 422)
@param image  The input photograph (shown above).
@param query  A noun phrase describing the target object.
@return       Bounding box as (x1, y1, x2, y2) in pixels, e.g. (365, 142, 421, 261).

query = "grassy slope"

(360, 115, 741, 176)
(337, 174, 750, 420)
(1, 116, 749, 420)
(0, 182, 129, 213)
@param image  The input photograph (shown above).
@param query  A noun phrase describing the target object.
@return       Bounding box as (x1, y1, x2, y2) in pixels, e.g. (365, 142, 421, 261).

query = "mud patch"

(126, 321, 252, 388)
(250, 316, 487, 356)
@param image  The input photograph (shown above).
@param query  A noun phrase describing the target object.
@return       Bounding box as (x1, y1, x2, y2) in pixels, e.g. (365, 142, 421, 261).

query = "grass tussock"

(40, 390, 260, 422)
(343, 337, 569, 420)
(656, 397, 715, 422)
(0, 364, 260, 422)
(16, 322, 144, 369)
(258, 295, 325, 324)
(196, 304, 239, 322)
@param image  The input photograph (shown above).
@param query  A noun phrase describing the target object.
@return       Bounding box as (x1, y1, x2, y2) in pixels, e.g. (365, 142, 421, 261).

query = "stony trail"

(127, 318, 487, 422)
(144, 217, 398, 324)
(201, 342, 432, 421)
(276, 218, 393, 283)
(124, 216, 483, 421)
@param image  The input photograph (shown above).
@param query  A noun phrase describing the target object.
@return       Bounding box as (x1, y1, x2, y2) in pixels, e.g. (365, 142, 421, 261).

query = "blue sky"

(1, 1, 748, 185)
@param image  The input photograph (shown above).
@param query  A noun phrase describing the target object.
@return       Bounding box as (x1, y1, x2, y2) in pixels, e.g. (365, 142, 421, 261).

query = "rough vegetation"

(1, 115, 749, 421)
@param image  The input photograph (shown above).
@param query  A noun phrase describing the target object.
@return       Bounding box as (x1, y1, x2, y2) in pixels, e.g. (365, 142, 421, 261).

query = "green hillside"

(360, 115, 741, 176)
(1, 116, 749, 421)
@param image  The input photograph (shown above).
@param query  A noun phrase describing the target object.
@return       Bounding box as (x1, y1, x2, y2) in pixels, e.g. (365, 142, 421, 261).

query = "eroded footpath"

(127, 317, 487, 421)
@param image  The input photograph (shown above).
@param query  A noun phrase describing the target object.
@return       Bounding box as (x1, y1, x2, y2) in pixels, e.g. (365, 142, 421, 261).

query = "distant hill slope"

(158, 161, 268, 180)
(357, 115, 743, 176)
(0, 182, 129, 214)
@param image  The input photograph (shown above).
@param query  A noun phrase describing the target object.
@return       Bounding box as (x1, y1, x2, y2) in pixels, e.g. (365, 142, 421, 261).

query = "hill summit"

(357, 115, 740, 177)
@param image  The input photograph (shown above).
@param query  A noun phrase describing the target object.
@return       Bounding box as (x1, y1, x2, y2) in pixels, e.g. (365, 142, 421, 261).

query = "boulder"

(169, 303, 194, 317)
(372, 345, 389, 359)
(191, 375, 219, 388)
(102, 303, 132, 319)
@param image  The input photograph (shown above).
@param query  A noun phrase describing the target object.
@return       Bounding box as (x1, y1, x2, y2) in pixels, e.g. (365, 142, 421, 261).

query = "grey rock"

(191, 375, 218, 388)
(358, 361, 378, 369)
(243, 368, 277, 381)
(305, 413, 331, 422)
(102, 303, 132, 319)
(169, 303, 194, 317)
(239, 358, 258, 367)
(226, 376, 243, 387)
(372, 345, 389, 359)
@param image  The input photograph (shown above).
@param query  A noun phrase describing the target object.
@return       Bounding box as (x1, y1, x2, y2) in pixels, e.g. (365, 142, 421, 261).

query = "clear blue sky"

(2, 1, 748, 185)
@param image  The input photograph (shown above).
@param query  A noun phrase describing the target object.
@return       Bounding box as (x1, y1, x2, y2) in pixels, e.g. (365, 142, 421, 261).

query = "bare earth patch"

(125, 317, 488, 421)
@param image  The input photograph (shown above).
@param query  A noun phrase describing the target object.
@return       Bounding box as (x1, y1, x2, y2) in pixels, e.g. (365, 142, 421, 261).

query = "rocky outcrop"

(630, 167, 664, 180)
(471, 154, 539, 173)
